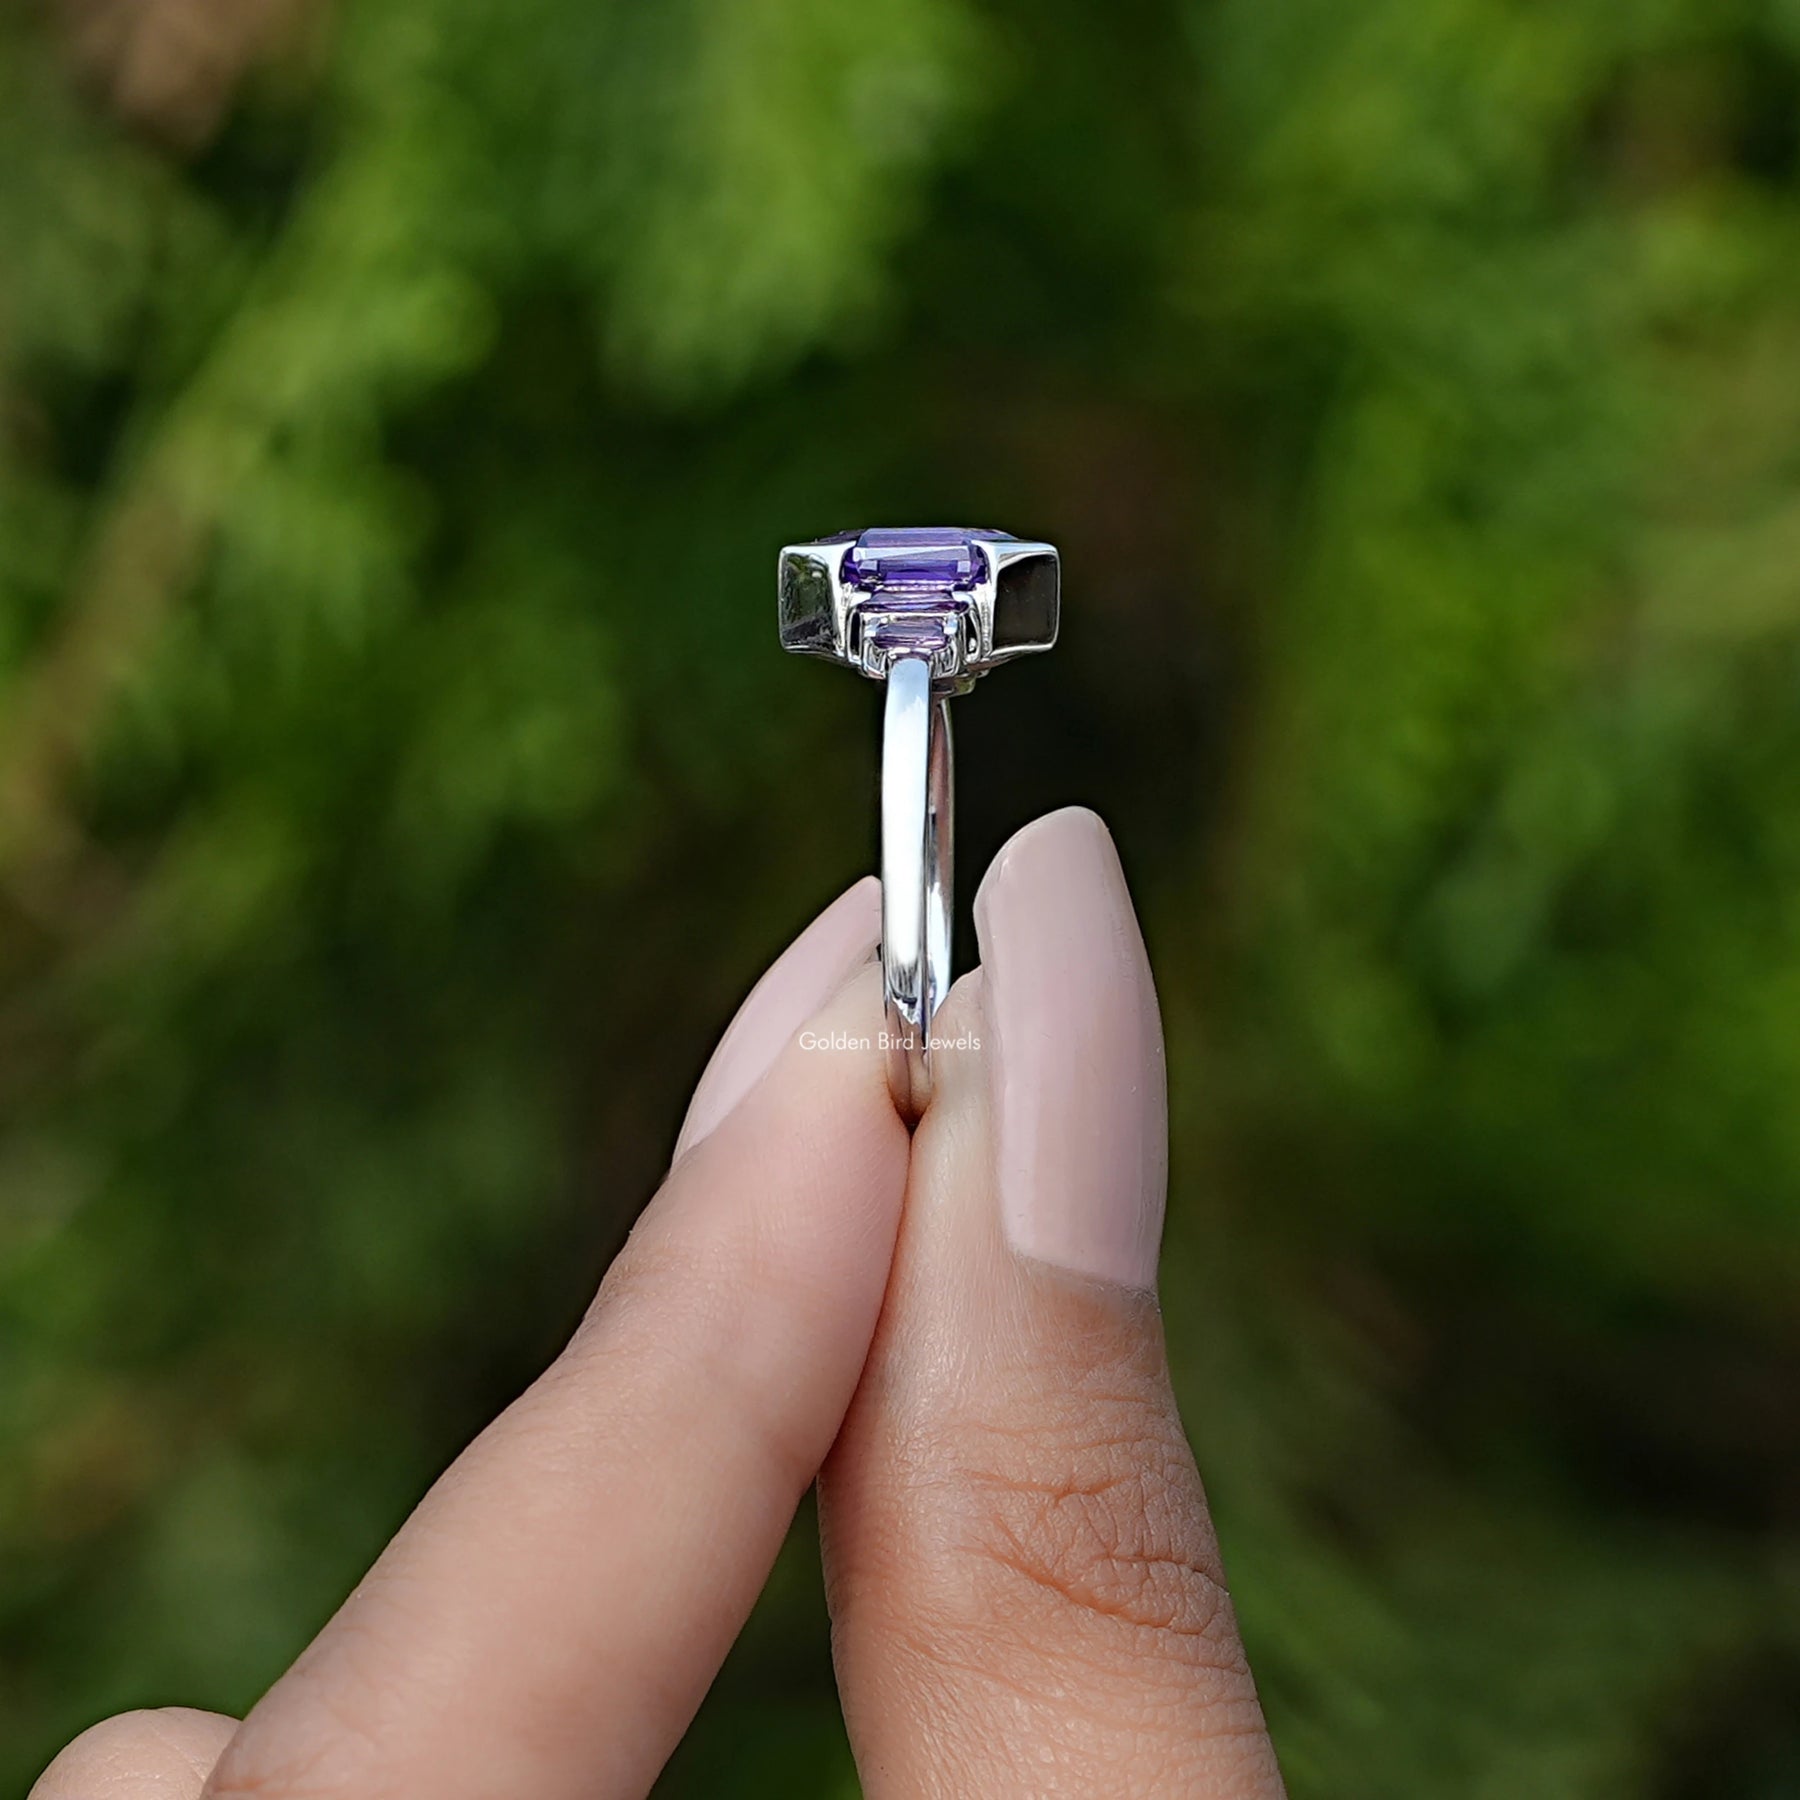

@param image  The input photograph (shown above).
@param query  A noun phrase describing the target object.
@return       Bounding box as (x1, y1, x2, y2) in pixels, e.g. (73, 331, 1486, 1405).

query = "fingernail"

(973, 809, 1167, 1289)
(675, 877, 881, 1160)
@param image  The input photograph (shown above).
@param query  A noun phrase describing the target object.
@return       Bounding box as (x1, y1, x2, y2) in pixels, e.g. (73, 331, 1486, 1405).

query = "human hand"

(33, 808, 1284, 1799)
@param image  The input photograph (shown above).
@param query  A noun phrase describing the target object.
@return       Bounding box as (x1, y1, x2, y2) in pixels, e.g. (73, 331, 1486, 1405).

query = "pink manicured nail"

(675, 877, 881, 1159)
(973, 809, 1167, 1289)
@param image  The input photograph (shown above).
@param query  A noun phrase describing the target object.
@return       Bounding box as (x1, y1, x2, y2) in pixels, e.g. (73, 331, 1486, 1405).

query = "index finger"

(205, 883, 905, 1800)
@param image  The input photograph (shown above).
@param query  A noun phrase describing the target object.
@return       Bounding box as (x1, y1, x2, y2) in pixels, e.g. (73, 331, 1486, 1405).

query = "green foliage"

(4, 0, 1800, 1792)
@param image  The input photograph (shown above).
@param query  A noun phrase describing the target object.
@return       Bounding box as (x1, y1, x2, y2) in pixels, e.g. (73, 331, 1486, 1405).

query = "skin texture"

(33, 1711, 237, 1799)
(31, 812, 1285, 1800)
(822, 967, 1279, 1797)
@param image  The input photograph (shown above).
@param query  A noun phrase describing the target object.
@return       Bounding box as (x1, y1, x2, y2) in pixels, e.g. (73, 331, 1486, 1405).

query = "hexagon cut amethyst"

(839, 527, 1010, 595)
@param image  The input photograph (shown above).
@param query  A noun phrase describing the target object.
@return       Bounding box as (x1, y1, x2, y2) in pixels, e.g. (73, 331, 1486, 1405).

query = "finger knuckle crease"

(957, 1409, 1235, 1655)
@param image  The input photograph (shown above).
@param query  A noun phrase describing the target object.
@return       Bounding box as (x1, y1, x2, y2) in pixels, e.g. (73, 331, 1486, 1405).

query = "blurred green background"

(5, 0, 1800, 1791)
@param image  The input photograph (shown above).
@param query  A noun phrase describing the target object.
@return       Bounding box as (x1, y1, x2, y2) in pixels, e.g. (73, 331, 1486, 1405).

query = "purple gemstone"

(868, 612, 959, 655)
(840, 527, 1004, 593)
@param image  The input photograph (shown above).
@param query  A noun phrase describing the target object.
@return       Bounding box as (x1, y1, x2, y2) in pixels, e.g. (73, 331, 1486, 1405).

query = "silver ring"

(880, 659, 951, 1113)
(778, 527, 1059, 1119)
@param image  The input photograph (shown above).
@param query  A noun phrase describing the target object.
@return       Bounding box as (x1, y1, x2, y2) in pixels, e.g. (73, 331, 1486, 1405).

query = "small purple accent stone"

(868, 612, 959, 655)
(840, 526, 1005, 595)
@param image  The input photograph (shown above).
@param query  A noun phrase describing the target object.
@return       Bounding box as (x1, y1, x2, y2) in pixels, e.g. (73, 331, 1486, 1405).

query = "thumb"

(819, 808, 1284, 1797)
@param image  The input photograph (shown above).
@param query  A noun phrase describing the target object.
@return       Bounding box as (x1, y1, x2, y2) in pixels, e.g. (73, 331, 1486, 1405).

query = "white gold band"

(880, 655, 953, 1119)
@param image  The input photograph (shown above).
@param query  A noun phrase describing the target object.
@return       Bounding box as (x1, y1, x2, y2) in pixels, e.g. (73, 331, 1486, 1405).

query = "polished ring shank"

(881, 656, 951, 1117)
